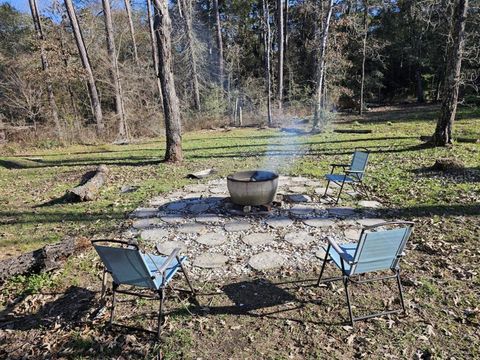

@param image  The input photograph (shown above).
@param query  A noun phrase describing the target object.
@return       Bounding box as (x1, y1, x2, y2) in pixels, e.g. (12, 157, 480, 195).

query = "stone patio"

(122, 176, 388, 280)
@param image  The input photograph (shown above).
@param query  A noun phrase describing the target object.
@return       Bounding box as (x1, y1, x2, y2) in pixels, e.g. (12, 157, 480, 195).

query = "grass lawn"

(0, 104, 479, 358)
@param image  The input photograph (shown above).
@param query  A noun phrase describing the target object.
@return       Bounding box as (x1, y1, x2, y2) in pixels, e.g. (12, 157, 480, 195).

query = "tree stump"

(68, 165, 109, 201)
(431, 158, 465, 173)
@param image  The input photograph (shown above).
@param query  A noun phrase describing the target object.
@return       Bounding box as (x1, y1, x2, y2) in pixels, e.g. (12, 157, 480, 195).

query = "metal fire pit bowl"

(227, 170, 279, 206)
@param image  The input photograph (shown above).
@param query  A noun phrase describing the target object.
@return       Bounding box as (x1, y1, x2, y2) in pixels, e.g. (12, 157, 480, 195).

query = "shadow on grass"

(0, 210, 126, 225)
(377, 203, 480, 217)
(410, 166, 480, 183)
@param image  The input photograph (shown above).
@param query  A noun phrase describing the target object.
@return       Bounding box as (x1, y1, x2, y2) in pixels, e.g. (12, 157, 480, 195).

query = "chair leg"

(396, 269, 406, 313)
(110, 284, 118, 327)
(336, 180, 346, 205)
(101, 268, 107, 300)
(343, 277, 355, 327)
(157, 288, 165, 339)
(316, 246, 330, 286)
(323, 180, 331, 197)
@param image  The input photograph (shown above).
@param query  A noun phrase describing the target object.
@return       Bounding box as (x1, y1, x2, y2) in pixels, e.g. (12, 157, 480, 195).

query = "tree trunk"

(28, 0, 62, 139)
(213, 0, 224, 88)
(359, 0, 368, 115)
(284, 0, 289, 102)
(312, 0, 334, 131)
(416, 67, 425, 103)
(68, 165, 109, 201)
(64, 0, 104, 135)
(124, 0, 139, 64)
(431, 0, 468, 146)
(277, 0, 284, 111)
(146, 0, 163, 102)
(102, 0, 128, 141)
(263, 0, 273, 127)
(153, 0, 183, 163)
(180, 0, 201, 111)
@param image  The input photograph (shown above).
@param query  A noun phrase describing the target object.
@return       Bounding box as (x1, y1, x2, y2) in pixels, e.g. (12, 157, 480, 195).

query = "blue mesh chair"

(323, 147, 370, 204)
(316, 221, 414, 326)
(92, 240, 196, 338)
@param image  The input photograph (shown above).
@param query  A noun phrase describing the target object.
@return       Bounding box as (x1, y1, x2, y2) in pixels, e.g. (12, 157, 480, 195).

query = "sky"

(2, 0, 50, 13)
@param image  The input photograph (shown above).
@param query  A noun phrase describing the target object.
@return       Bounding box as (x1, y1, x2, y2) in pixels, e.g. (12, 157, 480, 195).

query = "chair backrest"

(350, 222, 413, 276)
(349, 148, 369, 180)
(93, 240, 156, 289)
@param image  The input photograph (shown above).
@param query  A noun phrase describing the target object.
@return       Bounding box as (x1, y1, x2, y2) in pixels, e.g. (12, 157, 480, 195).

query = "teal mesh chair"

(323, 147, 370, 204)
(316, 221, 414, 326)
(92, 240, 197, 338)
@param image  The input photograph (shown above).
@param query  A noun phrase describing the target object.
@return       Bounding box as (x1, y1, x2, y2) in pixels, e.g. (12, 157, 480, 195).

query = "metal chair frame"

(92, 239, 197, 339)
(316, 221, 414, 327)
(323, 147, 370, 204)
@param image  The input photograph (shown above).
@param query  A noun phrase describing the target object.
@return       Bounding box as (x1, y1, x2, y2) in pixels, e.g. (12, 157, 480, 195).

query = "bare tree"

(312, 0, 334, 131)
(123, 0, 139, 64)
(179, 0, 201, 110)
(146, 0, 163, 101)
(277, 0, 284, 111)
(263, 0, 273, 126)
(431, 0, 469, 146)
(64, 0, 104, 135)
(153, 0, 183, 162)
(359, 0, 368, 115)
(213, 0, 224, 88)
(28, 0, 62, 138)
(102, 0, 128, 140)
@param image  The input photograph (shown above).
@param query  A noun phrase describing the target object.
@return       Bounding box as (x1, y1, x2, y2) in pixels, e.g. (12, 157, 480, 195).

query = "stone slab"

(284, 231, 315, 245)
(185, 184, 208, 193)
(195, 214, 223, 224)
(248, 251, 285, 271)
(358, 200, 382, 209)
(289, 186, 308, 193)
(178, 223, 207, 234)
(285, 194, 312, 203)
(140, 228, 169, 242)
(224, 220, 252, 232)
(160, 215, 185, 224)
(328, 207, 356, 217)
(265, 216, 294, 228)
(156, 241, 187, 255)
(210, 186, 228, 194)
(130, 207, 159, 219)
(196, 233, 227, 246)
(314, 187, 333, 196)
(194, 253, 229, 268)
(357, 218, 386, 226)
(165, 201, 188, 212)
(132, 218, 162, 229)
(303, 218, 335, 228)
(315, 248, 327, 259)
(344, 228, 361, 241)
(242, 233, 275, 246)
(289, 204, 316, 216)
(188, 203, 210, 214)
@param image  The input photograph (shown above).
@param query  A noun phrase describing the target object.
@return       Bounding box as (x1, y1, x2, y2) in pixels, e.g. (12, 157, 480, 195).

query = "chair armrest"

(330, 163, 349, 168)
(327, 236, 355, 265)
(345, 170, 364, 174)
(155, 247, 182, 274)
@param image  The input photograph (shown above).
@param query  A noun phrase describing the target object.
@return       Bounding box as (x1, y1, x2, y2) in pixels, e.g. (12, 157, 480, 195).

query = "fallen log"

(0, 236, 90, 283)
(68, 165, 109, 201)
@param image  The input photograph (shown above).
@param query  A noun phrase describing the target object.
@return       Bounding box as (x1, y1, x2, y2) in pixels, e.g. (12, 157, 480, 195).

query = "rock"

(357, 200, 382, 209)
(289, 204, 316, 216)
(284, 231, 315, 245)
(210, 186, 227, 194)
(149, 197, 170, 207)
(265, 216, 294, 228)
(344, 228, 361, 241)
(357, 218, 386, 226)
(346, 191, 362, 199)
(314, 187, 333, 196)
(185, 184, 208, 192)
(285, 194, 312, 203)
(195, 214, 222, 224)
(132, 218, 162, 229)
(188, 203, 210, 214)
(120, 185, 139, 193)
(194, 253, 229, 268)
(242, 233, 275, 246)
(196, 233, 227, 246)
(177, 223, 207, 234)
(130, 207, 159, 219)
(248, 251, 285, 271)
(160, 215, 184, 224)
(224, 220, 252, 232)
(303, 218, 335, 228)
(156, 241, 187, 255)
(140, 228, 169, 242)
(328, 207, 356, 217)
(165, 201, 188, 212)
(289, 186, 307, 193)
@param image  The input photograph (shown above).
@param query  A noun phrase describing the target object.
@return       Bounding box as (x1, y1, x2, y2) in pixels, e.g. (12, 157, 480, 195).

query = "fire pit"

(227, 170, 279, 206)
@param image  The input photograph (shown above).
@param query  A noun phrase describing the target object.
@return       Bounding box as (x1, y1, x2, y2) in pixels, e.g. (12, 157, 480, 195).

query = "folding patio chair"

(316, 221, 414, 326)
(92, 240, 197, 338)
(323, 147, 370, 204)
